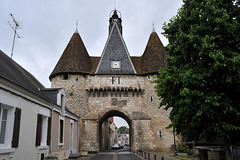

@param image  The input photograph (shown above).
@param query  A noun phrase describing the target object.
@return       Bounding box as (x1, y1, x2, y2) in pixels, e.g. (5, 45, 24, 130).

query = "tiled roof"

(50, 32, 92, 79)
(50, 30, 166, 79)
(95, 23, 136, 74)
(89, 56, 143, 75)
(0, 50, 79, 118)
(90, 57, 101, 74)
(0, 50, 49, 100)
(140, 31, 166, 74)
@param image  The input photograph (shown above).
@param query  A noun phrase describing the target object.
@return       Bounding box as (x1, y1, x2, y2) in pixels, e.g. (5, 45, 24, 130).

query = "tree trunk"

(224, 139, 232, 160)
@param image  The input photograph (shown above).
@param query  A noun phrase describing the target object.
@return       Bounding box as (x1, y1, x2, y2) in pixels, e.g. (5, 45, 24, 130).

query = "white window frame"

(0, 103, 15, 149)
(40, 115, 48, 146)
(57, 89, 66, 115)
(58, 116, 65, 146)
(39, 108, 50, 147)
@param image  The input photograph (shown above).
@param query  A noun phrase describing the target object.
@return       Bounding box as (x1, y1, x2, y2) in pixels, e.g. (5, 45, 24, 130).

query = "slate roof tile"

(50, 32, 92, 79)
(95, 23, 136, 74)
(50, 29, 166, 79)
(140, 32, 166, 74)
(0, 50, 49, 100)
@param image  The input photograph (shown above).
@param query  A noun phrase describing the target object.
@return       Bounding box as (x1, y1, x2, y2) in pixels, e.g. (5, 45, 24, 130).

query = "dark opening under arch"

(98, 110, 133, 151)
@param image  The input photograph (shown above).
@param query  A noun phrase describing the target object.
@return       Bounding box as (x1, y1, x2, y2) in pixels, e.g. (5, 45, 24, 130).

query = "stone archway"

(98, 109, 133, 151)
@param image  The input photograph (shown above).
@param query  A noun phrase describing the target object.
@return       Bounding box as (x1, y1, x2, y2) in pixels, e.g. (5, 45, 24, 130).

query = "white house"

(0, 50, 79, 160)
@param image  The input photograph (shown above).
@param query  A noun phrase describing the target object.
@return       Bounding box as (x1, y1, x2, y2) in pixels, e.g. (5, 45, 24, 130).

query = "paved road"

(89, 147, 143, 160)
(89, 154, 113, 160)
(118, 153, 143, 160)
(89, 152, 143, 160)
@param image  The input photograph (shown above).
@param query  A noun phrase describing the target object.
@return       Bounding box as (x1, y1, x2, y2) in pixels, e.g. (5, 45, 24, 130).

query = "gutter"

(50, 103, 54, 154)
(77, 118, 80, 152)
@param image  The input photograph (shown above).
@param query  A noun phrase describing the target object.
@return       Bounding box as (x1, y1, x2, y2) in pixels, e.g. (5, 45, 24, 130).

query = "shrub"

(178, 142, 189, 153)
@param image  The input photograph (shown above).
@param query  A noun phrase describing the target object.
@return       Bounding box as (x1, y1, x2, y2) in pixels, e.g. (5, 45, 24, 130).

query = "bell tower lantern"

(109, 9, 122, 35)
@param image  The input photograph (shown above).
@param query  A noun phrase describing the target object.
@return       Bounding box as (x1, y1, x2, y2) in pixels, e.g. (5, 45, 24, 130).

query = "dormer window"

(111, 61, 121, 69)
(61, 94, 64, 107)
(60, 94, 65, 114)
(57, 89, 66, 115)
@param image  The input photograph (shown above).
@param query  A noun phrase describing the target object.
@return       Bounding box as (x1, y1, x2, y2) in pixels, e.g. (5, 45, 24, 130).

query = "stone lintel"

(132, 112, 151, 120)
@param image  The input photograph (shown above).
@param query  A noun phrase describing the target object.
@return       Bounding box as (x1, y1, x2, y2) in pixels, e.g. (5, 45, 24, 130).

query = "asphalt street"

(89, 147, 143, 160)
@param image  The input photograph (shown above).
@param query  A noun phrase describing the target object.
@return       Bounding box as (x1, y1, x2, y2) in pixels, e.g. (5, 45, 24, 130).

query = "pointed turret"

(96, 22, 136, 75)
(50, 32, 92, 80)
(140, 30, 166, 74)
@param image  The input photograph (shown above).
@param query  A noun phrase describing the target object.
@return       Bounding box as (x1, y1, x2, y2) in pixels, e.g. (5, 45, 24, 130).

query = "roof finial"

(152, 21, 156, 33)
(75, 21, 78, 33)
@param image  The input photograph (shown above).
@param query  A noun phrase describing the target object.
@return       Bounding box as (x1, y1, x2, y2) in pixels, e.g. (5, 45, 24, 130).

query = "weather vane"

(8, 13, 23, 59)
(75, 21, 78, 33)
(152, 21, 156, 32)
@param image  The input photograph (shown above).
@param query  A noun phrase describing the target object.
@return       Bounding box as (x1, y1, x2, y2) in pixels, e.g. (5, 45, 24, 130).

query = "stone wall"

(142, 75, 174, 151)
(51, 75, 89, 117)
(51, 74, 180, 152)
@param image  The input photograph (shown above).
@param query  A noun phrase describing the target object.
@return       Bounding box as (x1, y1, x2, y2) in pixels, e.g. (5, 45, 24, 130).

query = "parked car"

(112, 143, 121, 149)
(119, 143, 124, 148)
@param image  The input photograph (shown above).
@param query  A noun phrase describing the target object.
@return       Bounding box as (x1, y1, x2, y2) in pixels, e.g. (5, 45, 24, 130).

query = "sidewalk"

(135, 151, 179, 160)
(135, 151, 197, 160)
(65, 151, 196, 160)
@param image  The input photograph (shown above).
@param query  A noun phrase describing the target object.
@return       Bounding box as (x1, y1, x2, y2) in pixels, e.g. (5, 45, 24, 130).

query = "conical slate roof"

(50, 32, 91, 79)
(95, 22, 136, 74)
(140, 31, 166, 74)
(50, 26, 166, 78)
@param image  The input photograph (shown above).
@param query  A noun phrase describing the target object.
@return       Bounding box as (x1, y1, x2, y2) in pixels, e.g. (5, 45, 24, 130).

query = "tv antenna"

(8, 13, 23, 58)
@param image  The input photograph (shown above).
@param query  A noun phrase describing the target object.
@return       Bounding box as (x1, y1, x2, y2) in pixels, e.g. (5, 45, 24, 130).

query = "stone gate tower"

(50, 9, 179, 152)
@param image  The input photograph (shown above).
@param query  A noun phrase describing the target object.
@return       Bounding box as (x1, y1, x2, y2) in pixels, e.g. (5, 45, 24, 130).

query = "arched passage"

(98, 110, 133, 151)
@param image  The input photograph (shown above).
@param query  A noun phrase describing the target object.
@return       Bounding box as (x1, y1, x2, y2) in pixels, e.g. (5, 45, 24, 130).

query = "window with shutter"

(58, 116, 64, 145)
(12, 107, 21, 148)
(0, 103, 15, 149)
(36, 114, 50, 147)
(0, 107, 8, 144)
(47, 117, 51, 145)
(59, 119, 63, 143)
(35, 114, 42, 146)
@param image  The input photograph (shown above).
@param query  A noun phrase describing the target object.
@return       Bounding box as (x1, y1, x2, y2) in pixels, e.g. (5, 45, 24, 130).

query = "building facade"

(50, 10, 180, 152)
(0, 50, 79, 160)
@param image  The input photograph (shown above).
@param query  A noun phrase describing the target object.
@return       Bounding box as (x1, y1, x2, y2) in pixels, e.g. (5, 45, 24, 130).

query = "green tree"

(155, 0, 240, 158)
(118, 126, 128, 134)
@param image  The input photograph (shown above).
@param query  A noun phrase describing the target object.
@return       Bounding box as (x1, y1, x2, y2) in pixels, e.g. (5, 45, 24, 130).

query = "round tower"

(49, 31, 92, 117)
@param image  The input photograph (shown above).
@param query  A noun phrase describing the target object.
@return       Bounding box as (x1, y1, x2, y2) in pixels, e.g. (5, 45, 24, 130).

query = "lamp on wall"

(159, 130, 162, 137)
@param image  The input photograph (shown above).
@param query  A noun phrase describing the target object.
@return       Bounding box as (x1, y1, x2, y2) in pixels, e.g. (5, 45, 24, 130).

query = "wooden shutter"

(60, 120, 63, 143)
(47, 117, 51, 145)
(12, 107, 21, 148)
(35, 114, 42, 146)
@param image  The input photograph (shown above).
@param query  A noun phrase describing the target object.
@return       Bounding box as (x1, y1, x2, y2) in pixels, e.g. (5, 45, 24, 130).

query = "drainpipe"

(77, 118, 80, 152)
(50, 102, 54, 155)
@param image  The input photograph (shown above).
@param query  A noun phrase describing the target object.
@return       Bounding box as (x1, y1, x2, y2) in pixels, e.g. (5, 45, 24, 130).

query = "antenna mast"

(8, 13, 23, 58)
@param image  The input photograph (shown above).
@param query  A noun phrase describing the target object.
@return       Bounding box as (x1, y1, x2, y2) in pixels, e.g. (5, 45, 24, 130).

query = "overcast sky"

(114, 117, 128, 128)
(0, 0, 183, 127)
